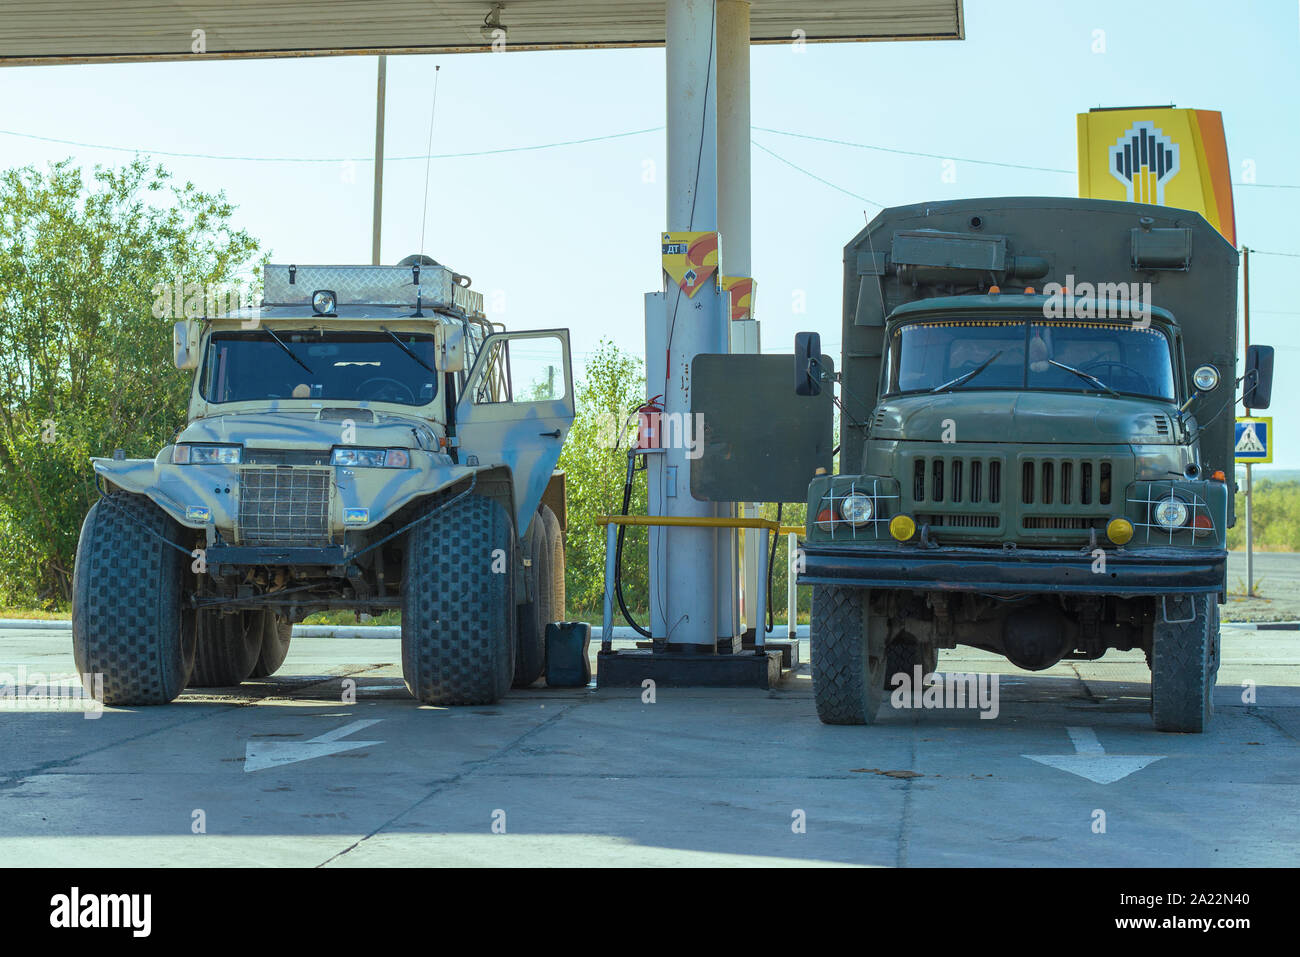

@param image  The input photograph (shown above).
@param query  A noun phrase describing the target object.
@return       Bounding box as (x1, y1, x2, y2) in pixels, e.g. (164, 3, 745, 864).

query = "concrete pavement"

(0, 626, 1296, 867)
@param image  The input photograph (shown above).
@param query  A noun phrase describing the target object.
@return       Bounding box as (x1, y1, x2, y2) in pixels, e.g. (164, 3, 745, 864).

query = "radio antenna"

(419, 64, 442, 259)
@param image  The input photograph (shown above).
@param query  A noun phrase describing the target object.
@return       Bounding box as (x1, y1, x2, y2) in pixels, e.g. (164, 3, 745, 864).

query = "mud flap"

(1161, 593, 1196, 624)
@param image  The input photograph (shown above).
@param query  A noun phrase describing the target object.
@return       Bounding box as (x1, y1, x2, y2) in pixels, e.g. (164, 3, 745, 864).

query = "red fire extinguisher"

(635, 395, 664, 451)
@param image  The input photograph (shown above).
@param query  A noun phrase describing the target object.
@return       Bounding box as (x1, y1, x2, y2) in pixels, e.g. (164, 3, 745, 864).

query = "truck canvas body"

(72, 256, 574, 707)
(796, 197, 1274, 732)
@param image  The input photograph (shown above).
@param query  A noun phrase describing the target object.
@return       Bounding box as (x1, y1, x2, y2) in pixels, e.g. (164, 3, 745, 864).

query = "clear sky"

(1, 0, 1297, 467)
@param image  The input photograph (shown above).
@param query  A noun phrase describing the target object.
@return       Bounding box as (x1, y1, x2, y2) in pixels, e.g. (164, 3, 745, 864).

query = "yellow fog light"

(889, 514, 916, 541)
(1106, 517, 1133, 545)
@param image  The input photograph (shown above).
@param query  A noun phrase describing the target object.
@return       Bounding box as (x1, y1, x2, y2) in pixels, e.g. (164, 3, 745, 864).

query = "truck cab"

(797, 197, 1274, 732)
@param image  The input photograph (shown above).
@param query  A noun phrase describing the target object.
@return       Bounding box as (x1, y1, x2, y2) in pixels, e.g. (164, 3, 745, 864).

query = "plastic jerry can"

(545, 622, 592, 687)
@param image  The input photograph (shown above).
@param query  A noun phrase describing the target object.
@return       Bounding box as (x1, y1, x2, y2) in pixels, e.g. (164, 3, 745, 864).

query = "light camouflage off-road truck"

(72, 256, 574, 707)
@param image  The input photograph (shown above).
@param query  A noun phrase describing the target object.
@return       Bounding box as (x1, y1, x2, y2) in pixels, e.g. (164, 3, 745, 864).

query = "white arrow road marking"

(1023, 726, 1165, 784)
(244, 719, 384, 773)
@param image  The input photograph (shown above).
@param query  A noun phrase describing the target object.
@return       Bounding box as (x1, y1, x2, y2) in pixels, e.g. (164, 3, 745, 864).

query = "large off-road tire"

(884, 636, 938, 691)
(249, 613, 293, 679)
(71, 494, 196, 706)
(540, 505, 565, 620)
(811, 585, 886, 725)
(513, 513, 550, 688)
(191, 610, 263, 687)
(402, 493, 516, 705)
(1150, 594, 1219, 733)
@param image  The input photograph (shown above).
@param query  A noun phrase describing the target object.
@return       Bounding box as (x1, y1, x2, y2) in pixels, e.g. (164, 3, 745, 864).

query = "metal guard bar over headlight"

(1124, 479, 1226, 546)
(806, 474, 900, 540)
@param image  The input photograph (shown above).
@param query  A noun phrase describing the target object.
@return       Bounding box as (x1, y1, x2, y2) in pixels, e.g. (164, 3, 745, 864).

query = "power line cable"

(752, 140, 883, 207)
(10, 117, 1300, 195)
(755, 126, 1300, 191)
(7, 119, 1300, 257)
(753, 125, 1075, 174)
(0, 125, 664, 163)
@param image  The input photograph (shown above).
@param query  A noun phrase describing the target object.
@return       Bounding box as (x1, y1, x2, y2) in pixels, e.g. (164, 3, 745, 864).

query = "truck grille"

(911, 456, 1002, 505)
(1020, 458, 1112, 506)
(237, 467, 332, 546)
(917, 513, 999, 528)
(1022, 516, 1106, 530)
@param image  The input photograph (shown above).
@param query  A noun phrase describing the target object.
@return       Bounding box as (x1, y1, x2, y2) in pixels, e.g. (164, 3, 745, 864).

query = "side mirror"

(173, 320, 201, 370)
(435, 322, 466, 373)
(1244, 344, 1274, 410)
(794, 331, 822, 396)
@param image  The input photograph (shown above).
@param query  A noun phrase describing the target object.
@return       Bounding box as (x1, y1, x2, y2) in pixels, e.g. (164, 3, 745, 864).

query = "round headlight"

(1153, 495, 1189, 529)
(312, 289, 337, 315)
(840, 492, 874, 527)
(1192, 365, 1220, 392)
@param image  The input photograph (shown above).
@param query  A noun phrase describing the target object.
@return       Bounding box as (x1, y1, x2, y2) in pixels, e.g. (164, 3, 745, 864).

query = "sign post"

(1235, 416, 1272, 596)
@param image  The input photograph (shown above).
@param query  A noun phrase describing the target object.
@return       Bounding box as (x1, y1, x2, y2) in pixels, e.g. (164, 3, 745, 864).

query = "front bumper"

(798, 543, 1226, 596)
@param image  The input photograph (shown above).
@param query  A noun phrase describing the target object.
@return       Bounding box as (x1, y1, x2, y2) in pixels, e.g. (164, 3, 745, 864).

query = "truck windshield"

(200, 330, 439, 406)
(884, 318, 1176, 401)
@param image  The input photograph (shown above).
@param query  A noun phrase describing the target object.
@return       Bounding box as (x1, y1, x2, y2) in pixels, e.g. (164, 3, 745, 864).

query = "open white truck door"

(455, 329, 575, 535)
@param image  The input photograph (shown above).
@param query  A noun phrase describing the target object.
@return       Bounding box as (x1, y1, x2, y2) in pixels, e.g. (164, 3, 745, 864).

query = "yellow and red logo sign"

(1077, 107, 1236, 246)
(662, 231, 719, 297)
(720, 276, 755, 321)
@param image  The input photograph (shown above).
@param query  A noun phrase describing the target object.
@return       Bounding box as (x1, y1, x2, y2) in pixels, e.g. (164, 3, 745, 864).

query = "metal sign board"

(690, 353, 834, 503)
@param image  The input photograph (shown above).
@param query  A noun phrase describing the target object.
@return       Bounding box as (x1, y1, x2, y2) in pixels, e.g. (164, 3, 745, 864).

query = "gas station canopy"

(0, 0, 962, 65)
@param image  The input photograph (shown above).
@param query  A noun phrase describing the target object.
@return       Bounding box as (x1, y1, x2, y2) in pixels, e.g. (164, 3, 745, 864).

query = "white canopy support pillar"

(716, 0, 761, 640)
(717, 0, 751, 279)
(647, 0, 723, 650)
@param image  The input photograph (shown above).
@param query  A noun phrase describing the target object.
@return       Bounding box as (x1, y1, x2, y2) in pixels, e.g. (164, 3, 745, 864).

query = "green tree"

(556, 339, 649, 617)
(0, 158, 263, 605)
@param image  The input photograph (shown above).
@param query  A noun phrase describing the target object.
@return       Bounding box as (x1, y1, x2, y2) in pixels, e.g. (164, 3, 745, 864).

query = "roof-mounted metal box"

(262, 263, 485, 318)
(890, 229, 1008, 284)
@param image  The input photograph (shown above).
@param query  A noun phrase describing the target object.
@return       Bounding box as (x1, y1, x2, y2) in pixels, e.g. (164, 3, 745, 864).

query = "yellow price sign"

(662, 231, 719, 298)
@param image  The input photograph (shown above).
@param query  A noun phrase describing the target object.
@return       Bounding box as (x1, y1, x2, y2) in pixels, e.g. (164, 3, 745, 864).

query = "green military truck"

(72, 256, 573, 707)
(796, 197, 1274, 732)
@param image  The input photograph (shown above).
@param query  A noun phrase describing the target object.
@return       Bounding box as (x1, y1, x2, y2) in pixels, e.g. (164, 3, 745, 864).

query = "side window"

(473, 335, 567, 404)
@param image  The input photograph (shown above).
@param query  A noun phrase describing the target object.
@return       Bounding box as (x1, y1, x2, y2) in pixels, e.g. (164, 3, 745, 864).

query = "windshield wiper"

(1048, 360, 1119, 396)
(931, 350, 1004, 394)
(379, 325, 436, 375)
(261, 327, 314, 375)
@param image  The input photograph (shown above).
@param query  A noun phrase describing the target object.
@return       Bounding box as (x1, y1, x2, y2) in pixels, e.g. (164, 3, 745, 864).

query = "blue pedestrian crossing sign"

(1235, 417, 1272, 464)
